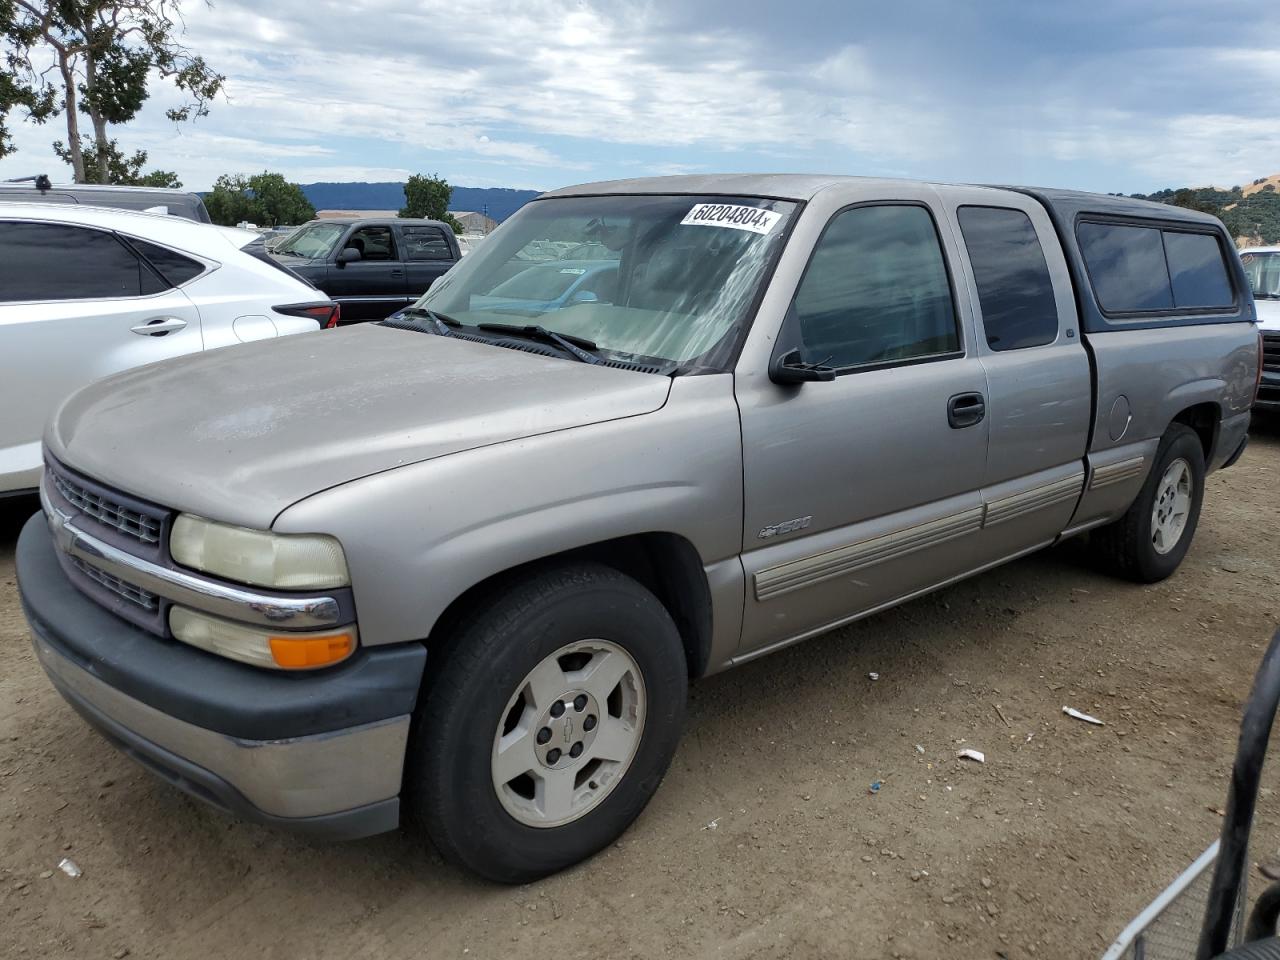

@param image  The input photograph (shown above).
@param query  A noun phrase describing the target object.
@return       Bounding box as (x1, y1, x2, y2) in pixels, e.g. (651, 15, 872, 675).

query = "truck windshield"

(414, 194, 796, 368)
(1241, 251, 1280, 299)
(275, 222, 345, 259)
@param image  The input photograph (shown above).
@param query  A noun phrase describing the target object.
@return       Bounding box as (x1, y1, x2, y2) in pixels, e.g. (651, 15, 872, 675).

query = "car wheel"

(1091, 423, 1206, 583)
(405, 562, 688, 883)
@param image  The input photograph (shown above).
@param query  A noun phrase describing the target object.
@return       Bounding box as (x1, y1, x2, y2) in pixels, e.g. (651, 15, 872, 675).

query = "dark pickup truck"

(270, 217, 461, 322)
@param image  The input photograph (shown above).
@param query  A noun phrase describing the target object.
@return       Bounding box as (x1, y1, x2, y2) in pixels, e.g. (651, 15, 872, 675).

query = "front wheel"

(405, 562, 688, 883)
(1091, 423, 1206, 583)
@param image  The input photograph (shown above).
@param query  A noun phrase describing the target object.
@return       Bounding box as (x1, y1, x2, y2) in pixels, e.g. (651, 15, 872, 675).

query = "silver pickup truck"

(17, 175, 1261, 882)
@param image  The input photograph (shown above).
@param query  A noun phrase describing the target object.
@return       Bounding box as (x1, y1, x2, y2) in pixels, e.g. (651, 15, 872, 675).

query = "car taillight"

(274, 302, 340, 329)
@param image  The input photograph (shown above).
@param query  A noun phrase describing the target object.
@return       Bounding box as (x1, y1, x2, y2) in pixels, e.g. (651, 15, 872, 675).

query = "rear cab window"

(957, 206, 1059, 350)
(401, 225, 453, 261)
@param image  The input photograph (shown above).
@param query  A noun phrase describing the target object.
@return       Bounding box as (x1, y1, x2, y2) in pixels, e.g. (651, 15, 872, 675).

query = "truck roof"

(541, 174, 1220, 224)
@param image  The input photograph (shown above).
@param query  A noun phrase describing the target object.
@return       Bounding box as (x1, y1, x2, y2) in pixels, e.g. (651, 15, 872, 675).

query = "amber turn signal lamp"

(269, 633, 355, 669)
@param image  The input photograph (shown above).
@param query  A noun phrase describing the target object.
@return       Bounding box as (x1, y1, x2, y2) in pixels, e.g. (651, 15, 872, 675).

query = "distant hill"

(1130, 174, 1280, 244)
(298, 182, 540, 222)
(1243, 174, 1280, 198)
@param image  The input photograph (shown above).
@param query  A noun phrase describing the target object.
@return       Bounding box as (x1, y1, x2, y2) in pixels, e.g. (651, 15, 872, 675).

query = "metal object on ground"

(1102, 842, 1244, 960)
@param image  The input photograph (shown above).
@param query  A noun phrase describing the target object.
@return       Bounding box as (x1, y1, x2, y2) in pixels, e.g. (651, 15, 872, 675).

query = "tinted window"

(792, 204, 958, 369)
(1163, 231, 1233, 308)
(402, 225, 453, 261)
(1077, 222, 1172, 313)
(958, 206, 1059, 350)
(0, 222, 150, 302)
(128, 238, 204, 286)
(1078, 220, 1236, 315)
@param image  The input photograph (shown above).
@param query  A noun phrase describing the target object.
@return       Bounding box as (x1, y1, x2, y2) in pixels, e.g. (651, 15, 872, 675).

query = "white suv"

(0, 203, 336, 493)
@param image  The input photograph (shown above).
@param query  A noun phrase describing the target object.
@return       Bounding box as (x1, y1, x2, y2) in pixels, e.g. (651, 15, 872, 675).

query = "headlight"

(170, 514, 350, 589)
(170, 606, 356, 670)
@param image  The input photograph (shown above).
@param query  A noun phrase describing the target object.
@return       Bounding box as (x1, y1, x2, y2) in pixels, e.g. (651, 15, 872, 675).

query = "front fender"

(274, 375, 744, 648)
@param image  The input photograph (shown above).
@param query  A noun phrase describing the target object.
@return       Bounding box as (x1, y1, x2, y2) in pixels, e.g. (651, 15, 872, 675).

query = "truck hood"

(47, 326, 672, 528)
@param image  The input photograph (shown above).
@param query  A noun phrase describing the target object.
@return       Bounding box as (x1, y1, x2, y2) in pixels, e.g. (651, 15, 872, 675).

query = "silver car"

(17, 175, 1259, 882)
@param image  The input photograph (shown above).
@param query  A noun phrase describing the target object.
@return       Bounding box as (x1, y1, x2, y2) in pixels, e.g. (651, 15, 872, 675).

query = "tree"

(400, 173, 463, 233)
(204, 171, 315, 227)
(52, 136, 179, 185)
(1, 0, 223, 183)
(1170, 188, 1220, 217)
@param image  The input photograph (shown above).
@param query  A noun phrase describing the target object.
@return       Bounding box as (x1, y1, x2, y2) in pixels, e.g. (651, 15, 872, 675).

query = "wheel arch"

(1169, 400, 1221, 464)
(427, 532, 715, 679)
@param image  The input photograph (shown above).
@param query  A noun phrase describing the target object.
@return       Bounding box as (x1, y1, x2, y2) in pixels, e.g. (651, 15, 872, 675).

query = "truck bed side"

(1012, 187, 1258, 534)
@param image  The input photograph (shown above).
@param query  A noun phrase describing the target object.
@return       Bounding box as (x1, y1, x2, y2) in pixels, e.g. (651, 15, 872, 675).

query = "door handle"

(390, 268, 405, 278)
(131, 316, 187, 337)
(947, 392, 986, 428)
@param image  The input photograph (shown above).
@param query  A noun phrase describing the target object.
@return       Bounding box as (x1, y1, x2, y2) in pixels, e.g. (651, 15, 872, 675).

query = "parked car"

(270, 217, 461, 322)
(0, 203, 336, 494)
(1240, 247, 1279, 411)
(17, 175, 1259, 884)
(0, 176, 211, 222)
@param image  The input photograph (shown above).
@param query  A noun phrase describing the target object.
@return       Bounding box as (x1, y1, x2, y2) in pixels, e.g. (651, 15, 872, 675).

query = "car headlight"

(170, 514, 350, 589)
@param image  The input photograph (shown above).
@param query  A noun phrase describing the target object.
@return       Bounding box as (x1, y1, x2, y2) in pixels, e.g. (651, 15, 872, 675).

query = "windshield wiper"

(400, 307, 462, 335)
(476, 322, 603, 364)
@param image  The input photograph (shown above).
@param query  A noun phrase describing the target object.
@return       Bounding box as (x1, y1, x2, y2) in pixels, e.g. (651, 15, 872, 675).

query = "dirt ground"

(3, 421, 1280, 960)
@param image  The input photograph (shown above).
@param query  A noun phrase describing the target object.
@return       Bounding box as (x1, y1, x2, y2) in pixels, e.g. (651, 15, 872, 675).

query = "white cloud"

(0, 1, 1276, 193)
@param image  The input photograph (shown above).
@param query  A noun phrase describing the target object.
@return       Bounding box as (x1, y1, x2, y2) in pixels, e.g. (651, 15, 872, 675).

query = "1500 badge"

(758, 516, 812, 539)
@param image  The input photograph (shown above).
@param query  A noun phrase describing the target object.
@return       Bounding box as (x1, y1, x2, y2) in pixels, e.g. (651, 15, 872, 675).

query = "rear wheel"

(1091, 423, 1206, 583)
(406, 562, 688, 883)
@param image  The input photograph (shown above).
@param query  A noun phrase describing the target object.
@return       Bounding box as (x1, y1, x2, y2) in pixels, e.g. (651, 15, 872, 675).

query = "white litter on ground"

(1063, 706, 1105, 726)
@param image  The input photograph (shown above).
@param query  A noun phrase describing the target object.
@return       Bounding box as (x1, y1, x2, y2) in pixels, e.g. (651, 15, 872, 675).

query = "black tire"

(405, 562, 688, 883)
(1091, 423, 1206, 583)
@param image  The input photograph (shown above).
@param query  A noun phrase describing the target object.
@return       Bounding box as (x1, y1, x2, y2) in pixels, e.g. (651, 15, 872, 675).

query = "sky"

(0, 0, 1277, 195)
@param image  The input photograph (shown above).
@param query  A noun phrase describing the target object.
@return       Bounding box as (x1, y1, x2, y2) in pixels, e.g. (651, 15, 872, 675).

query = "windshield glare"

(1242, 251, 1280, 299)
(276, 222, 344, 259)
(416, 194, 795, 367)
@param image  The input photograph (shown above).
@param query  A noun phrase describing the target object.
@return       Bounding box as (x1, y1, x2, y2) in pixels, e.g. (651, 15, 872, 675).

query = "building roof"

(315, 209, 399, 219)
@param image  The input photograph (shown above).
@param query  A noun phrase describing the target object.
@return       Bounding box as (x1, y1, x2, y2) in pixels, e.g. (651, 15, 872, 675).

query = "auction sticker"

(680, 203, 781, 235)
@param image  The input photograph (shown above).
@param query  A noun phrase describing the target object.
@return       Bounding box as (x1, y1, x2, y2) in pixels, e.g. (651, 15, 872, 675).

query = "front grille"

(47, 461, 164, 545)
(69, 556, 159, 612)
(1264, 332, 1280, 372)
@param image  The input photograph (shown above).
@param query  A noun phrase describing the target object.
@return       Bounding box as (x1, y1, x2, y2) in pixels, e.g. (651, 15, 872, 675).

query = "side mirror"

(337, 246, 361, 265)
(570, 289, 599, 304)
(769, 348, 836, 385)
